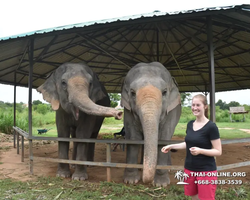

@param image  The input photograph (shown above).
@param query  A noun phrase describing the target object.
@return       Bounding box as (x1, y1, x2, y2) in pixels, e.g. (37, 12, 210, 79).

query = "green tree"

(108, 93, 121, 108)
(36, 104, 49, 115)
(5, 102, 12, 107)
(0, 101, 5, 109)
(16, 102, 26, 113)
(33, 100, 43, 105)
(228, 101, 240, 108)
(216, 99, 228, 110)
(180, 92, 191, 106)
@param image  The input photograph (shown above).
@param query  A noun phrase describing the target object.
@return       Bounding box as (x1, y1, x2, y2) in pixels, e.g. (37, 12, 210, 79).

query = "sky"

(0, 0, 250, 105)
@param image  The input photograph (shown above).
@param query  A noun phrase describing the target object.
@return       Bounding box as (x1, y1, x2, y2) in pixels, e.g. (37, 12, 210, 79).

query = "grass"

(0, 177, 249, 200)
(31, 123, 124, 138)
(31, 120, 250, 140)
(171, 122, 250, 139)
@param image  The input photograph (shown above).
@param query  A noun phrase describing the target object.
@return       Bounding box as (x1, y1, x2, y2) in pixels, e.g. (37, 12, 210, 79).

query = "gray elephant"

(37, 62, 122, 180)
(121, 62, 181, 187)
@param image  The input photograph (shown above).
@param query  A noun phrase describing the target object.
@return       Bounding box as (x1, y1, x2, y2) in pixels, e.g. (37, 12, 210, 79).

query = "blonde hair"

(192, 94, 209, 118)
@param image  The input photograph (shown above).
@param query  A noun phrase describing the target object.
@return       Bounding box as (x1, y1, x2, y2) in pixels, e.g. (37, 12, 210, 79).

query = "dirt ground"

(1, 132, 250, 186)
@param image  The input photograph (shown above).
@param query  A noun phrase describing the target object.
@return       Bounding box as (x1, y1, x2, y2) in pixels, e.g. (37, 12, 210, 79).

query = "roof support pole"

(28, 38, 34, 174)
(207, 16, 216, 122)
(156, 28, 159, 62)
(14, 71, 17, 150)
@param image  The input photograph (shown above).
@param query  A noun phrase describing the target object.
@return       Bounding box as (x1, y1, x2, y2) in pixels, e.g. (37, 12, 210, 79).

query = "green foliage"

(36, 104, 49, 114)
(216, 99, 229, 110)
(0, 112, 14, 134)
(33, 100, 43, 105)
(32, 111, 55, 127)
(215, 106, 231, 122)
(108, 93, 121, 108)
(179, 107, 194, 123)
(0, 106, 55, 134)
(216, 99, 241, 110)
(228, 101, 241, 108)
(180, 92, 191, 106)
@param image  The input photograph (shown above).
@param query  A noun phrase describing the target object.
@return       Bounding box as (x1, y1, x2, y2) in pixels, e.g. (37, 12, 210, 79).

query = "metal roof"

(0, 4, 250, 93)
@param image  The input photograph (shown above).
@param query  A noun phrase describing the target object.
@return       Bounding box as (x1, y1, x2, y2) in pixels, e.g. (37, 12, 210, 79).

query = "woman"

(162, 94, 222, 200)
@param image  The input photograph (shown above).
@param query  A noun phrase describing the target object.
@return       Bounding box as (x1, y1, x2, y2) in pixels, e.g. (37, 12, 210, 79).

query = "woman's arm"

(189, 139, 222, 157)
(161, 142, 186, 153)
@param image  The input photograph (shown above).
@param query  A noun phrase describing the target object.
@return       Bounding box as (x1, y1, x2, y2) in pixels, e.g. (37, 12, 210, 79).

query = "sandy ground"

(0, 133, 250, 186)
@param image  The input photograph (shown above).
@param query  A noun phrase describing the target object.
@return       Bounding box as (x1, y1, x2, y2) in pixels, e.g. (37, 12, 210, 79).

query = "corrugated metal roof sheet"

(0, 5, 239, 41)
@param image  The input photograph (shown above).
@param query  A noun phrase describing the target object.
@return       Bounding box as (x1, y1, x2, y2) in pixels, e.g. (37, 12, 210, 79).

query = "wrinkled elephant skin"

(37, 62, 122, 180)
(121, 62, 181, 187)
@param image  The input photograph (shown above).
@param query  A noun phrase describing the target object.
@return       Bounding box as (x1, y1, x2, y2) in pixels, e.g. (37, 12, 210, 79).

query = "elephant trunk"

(137, 85, 162, 183)
(76, 93, 122, 119)
(68, 78, 122, 120)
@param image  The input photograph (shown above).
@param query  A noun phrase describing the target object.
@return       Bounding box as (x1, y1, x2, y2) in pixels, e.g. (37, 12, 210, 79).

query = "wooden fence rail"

(13, 126, 250, 182)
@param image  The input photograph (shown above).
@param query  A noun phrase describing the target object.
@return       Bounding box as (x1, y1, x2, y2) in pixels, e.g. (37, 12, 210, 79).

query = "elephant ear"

(89, 73, 107, 103)
(121, 80, 131, 111)
(167, 78, 181, 114)
(36, 73, 60, 110)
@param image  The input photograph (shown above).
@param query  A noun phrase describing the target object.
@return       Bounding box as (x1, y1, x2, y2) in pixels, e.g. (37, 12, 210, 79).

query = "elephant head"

(37, 62, 122, 120)
(121, 62, 181, 183)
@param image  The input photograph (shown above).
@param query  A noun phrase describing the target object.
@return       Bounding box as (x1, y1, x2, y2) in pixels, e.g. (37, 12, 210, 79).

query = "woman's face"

(191, 97, 206, 118)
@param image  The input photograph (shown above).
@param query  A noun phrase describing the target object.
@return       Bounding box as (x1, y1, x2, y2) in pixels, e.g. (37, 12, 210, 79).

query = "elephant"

(37, 62, 123, 180)
(121, 62, 181, 187)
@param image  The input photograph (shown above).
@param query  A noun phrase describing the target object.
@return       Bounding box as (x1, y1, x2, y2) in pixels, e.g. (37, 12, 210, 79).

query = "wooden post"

(106, 143, 111, 182)
(28, 38, 34, 174)
(207, 16, 216, 122)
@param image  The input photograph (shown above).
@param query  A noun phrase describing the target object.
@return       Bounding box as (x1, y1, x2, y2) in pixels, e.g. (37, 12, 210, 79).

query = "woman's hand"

(161, 145, 172, 153)
(189, 147, 201, 156)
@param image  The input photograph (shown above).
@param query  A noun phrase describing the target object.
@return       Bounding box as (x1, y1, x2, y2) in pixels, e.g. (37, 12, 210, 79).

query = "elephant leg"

(123, 108, 142, 184)
(57, 141, 71, 178)
(140, 145, 144, 164)
(153, 145, 171, 187)
(87, 143, 94, 162)
(72, 115, 96, 180)
(56, 114, 71, 178)
(154, 105, 181, 186)
(124, 144, 141, 184)
(87, 116, 104, 162)
(70, 127, 77, 169)
(72, 142, 89, 180)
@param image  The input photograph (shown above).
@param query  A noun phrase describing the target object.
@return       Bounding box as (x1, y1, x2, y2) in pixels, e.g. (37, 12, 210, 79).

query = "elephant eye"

(162, 90, 167, 96)
(61, 80, 67, 89)
(130, 90, 136, 98)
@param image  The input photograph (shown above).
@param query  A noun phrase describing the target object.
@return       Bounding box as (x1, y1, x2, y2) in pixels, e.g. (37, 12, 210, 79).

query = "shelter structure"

(1, 5, 250, 93)
(0, 4, 250, 175)
(1, 4, 250, 122)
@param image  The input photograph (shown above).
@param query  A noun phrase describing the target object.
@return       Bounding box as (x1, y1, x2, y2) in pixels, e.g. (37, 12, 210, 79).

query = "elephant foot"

(56, 170, 71, 178)
(153, 172, 170, 187)
(72, 171, 88, 181)
(124, 169, 141, 184)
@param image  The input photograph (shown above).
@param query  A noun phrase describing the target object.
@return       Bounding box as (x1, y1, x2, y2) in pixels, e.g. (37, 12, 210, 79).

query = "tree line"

(0, 93, 249, 112)
(0, 93, 121, 115)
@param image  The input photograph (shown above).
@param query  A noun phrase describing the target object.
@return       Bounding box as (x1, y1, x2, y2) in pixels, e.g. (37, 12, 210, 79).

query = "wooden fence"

(13, 126, 250, 182)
